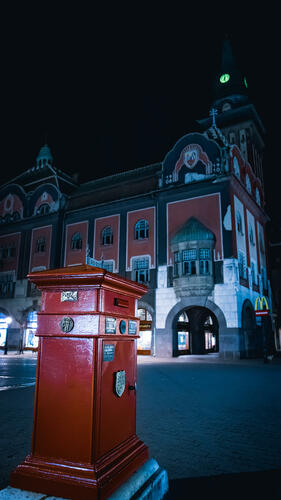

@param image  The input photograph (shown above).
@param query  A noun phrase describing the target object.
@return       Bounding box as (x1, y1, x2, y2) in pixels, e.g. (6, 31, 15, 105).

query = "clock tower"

(198, 35, 265, 189)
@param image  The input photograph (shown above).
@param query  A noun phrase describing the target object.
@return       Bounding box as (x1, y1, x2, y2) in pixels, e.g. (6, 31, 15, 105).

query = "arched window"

(135, 219, 149, 240)
(36, 237, 46, 253)
(101, 226, 113, 245)
(71, 232, 82, 250)
(37, 204, 50, 216)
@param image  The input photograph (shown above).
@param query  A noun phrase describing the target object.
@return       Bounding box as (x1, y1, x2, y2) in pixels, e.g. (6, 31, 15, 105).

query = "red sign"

(255, 310, 269, 317)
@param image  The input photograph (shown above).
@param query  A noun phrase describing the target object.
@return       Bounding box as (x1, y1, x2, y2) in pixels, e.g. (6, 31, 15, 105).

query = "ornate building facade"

(0, 39, 274, 358)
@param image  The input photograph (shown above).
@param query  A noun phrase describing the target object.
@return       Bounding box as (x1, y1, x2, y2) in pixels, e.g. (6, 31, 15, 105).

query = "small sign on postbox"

(255, 296, 269, 317)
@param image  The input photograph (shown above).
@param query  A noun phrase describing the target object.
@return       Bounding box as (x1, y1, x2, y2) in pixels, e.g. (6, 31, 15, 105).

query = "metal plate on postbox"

(105, 317, 116, 334)
(114, 370, 126, 397)
(61, 291, 78, 302)
(60, 317, 74, 333)
(103, 344, 115, 362)
(128, 320, 137, 335)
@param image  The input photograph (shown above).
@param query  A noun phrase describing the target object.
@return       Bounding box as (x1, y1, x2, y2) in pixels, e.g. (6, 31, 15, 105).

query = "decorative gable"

(163, 133, 221, 186)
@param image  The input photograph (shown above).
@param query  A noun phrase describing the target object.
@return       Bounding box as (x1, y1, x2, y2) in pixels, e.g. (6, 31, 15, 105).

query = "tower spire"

(211, 35, 248, 114)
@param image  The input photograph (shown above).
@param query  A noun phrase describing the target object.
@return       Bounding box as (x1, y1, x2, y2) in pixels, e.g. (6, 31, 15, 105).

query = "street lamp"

(4, 316, 12, 355)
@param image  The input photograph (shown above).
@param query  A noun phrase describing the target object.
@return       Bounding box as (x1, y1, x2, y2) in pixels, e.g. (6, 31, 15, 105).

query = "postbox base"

(10, 437, 148, 500)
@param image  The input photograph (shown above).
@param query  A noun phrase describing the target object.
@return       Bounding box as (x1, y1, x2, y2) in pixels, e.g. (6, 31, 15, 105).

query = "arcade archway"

(173, 306, 219, 356)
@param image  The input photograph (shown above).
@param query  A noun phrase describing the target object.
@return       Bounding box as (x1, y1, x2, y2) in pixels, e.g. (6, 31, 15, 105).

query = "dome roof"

(36, 144, 53, 161)
(171, 217, 215, 244)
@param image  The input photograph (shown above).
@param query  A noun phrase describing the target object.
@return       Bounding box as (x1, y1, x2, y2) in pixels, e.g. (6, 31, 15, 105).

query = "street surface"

(0, 353, 36, 391)
(0, 353, 281, 497)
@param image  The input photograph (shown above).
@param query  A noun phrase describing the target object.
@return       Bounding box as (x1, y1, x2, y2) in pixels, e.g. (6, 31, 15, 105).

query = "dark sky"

(1, 7, 279, 222)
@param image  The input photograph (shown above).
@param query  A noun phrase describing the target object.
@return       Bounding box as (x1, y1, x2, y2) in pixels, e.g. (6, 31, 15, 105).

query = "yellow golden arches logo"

(254, 296, 269, 311)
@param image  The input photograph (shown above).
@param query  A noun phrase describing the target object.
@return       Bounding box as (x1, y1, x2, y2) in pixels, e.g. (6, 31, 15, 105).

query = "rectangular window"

(183, 260, 196, 275)
(133, 258, 149, 283)
(200, 260, 209, 275)
(173, 251, 180, 277)
(251, 261, 256, 284)
(199, 248, 210, 275)
(182, 249, 196, 275)
(182, 249, 197, 261)
(102, 260, 114, 272)
(199, 248, 210, 260)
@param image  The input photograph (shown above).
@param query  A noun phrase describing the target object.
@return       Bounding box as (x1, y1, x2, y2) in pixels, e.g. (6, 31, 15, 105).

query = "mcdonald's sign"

(254, 296, 269, 317)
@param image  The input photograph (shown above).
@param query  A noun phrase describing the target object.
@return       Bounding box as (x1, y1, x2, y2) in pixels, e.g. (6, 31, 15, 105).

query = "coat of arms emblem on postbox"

(114, 370, 126, 397)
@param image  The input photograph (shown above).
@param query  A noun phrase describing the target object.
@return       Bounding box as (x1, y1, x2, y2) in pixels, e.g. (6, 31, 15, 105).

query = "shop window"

(182, 249, 197, 275)
(135, 219, 149, 240)
(35, 237, 46, 253)
(137, 308, 152, 321)
(101, 226, 113, 245)
(0, 313, 12, 347)
(25, 311, 38, 348)
(71, 232, 83, 250)
(133, 257, 149, 283)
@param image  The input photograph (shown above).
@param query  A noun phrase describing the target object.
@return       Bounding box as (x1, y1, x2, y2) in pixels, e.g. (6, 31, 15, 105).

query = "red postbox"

(11, 265, 149, 499)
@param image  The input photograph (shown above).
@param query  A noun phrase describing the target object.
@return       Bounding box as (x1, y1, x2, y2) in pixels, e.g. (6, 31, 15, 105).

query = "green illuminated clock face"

(219, 73, 230, 84)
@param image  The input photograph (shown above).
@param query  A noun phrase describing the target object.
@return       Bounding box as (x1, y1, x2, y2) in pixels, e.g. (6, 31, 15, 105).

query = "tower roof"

(36, 144, 53, 162)
(171, 217, 215, 245)
(212, 36, 248, 112)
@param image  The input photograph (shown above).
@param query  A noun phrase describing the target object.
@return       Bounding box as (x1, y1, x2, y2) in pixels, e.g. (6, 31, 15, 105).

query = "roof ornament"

(209, 108, 218, 127)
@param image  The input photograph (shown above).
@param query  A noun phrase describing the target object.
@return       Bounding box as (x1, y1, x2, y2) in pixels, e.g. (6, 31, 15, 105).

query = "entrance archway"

(173, 306, 219, 356)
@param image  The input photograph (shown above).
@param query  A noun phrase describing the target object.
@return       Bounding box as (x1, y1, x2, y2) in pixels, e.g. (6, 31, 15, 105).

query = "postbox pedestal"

(10, 265, 150, 500)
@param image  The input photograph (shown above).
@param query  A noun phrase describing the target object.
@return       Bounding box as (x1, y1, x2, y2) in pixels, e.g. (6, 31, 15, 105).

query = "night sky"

(1, 8, 279, 224)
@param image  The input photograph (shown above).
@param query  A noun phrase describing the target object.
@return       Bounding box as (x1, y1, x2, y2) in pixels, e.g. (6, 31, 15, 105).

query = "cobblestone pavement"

(1, 354, 281, 498)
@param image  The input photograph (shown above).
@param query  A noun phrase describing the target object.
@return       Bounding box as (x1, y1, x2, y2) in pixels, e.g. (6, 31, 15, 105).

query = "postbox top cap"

(27, 264, 148, 297)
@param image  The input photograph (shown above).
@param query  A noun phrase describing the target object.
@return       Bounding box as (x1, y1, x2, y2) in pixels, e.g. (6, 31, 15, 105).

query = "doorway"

(174, 307, 219, 356)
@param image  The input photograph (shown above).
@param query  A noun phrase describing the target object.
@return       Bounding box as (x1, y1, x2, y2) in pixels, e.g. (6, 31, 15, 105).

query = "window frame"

(135, 219, 149, 240)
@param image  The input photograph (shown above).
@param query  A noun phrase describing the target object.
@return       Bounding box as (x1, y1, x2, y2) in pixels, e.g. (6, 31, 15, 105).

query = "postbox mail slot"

(37, 313, 100, 336)
(101, 289, 135, 315)
(41, 289, 97, 314)
(114, 298, 129, 308)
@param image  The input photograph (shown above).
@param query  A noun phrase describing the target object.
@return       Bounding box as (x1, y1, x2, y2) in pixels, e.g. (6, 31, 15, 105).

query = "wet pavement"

(0, 352, 37, 391)
(1, 353, 281, 498)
